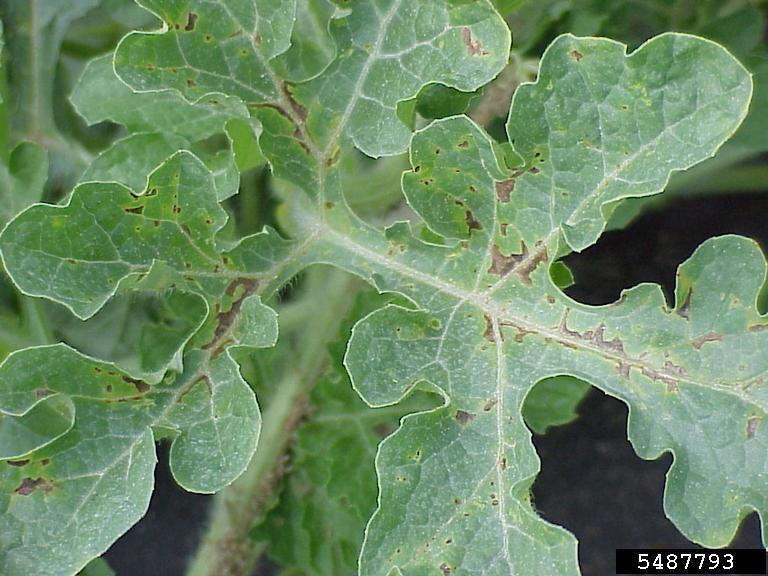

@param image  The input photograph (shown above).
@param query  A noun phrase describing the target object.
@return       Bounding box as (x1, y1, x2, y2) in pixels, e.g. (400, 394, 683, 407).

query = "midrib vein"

(320, 223, 764, 409)
(322, 0, 403, 158)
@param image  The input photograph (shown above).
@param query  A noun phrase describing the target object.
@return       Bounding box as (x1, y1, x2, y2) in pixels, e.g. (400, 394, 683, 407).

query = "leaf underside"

(0, 1, 762, 575)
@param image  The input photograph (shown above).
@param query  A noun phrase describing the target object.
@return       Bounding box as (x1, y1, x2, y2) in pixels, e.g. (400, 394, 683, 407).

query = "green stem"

(20, 296, 53, 345)
(186, 269, 361, 576)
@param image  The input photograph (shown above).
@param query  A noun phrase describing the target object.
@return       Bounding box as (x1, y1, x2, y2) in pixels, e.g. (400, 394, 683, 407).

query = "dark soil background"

(104, 192, 768, 575)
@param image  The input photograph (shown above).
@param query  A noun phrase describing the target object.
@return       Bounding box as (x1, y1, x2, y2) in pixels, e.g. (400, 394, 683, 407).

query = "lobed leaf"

(0, 344, 259, 575)
(321, 34, 756, 575)
(0, 1, 761, 573)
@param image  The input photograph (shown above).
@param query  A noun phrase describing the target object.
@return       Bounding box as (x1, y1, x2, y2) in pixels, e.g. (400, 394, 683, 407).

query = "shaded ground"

(105, 192, 768, 575)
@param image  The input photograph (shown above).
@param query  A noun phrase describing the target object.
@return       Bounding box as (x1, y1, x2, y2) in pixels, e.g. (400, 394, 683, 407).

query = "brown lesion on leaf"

(452, 199, 482, 233)
(204, 278, 259, 355)
(464, 210, 482, 232)
(514, 242, 549, 285)
(178, 374, 212, 403)
(558, 311, 625, 355)
(281, 82, 308, 122)
(124, 205, 144, 215)
(14, 477, 54, 496)
(691, 331, 724, 349)
(747, 415, 761, 439)
(488, 243, 527, 277)
(663, 359, 686, 377)
(640, 366, 678, 392)
(495, 174, 521, 202)
(455, 410, 475, 425)
(440, 563, 452, 575)
(122, 376, 150, 394)
(184, 12, 198, 31)
(483, 397, 498, 411)
(511, 323, 534, 343)
(591, 324, 625, 354)
(570, 49, 584, 62)
(461, 27, 489, 56)
(35, 388, 55, 398)
(483, 313, 496, 342)
(7, 459, 30, 467)
(748, 323, 768, 332)
(677, 287, 692, 319)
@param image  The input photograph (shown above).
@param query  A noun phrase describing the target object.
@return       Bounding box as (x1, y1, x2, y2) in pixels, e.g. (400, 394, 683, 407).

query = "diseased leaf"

(326, 34, 753, 575)
(0, 343, 259, 575)
(257, 290, 432, 575)
(294, 0, 511, 157)
(114, 0, 511, 158)
(0, 1, 762, 572)
(0, 151, 290, 574)
(70, 53, 248, 142)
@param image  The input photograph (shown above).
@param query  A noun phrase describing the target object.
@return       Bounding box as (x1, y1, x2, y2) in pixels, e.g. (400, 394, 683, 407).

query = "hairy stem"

(187, 268, 361, 576)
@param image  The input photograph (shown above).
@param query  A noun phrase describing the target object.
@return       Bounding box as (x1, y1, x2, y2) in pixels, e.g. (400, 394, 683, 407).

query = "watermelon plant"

(0, 1, 765, 575)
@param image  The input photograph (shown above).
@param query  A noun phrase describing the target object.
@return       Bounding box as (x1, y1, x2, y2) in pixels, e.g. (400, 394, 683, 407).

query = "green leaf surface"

(0, 6, 761, 573)
(522, 375, 590, 435)
(71, 53, 249, 142)
(0, 343, 259, 575)
(257, 289, 432, 575)
(324, 34, 754, 575)
(114, 0, 511, 158)
(0, 151, 291, 574)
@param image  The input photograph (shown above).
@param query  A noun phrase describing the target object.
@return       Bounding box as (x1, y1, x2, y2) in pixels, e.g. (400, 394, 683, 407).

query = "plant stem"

(186, 268, 361, 576)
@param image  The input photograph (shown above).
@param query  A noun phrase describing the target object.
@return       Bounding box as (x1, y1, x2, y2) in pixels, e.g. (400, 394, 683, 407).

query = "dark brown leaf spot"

(455, 410, 475, 425)
(122, 376, 150, 394)
(35, 388, 55, 398)
(15, 477, 54, 496)
(440, 563, 452, 575)
(592, 324, 624, 354)
(7, 459, 30, 467)
(488, 243, 527, 276)
(640, 367, 678, 391)
(663, 360, 686, 376)
(570, 49, 583, 62)
(747, 416, 760, 439)
(282, 82, 308, 122)
(677, 288, 692, 319)
(184, 12, 198, 31)
(461, 27, 488, 56)
(483, 397, 498, 411)
(500, 457, 507, 471)
(495, 178, 515, 202)
(124, 205, 144, 215)
(514, 242, 549, 285)
(465, 210, 482, 232)
(483, 314, 495, 342)
(691, 332, 724, 349)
